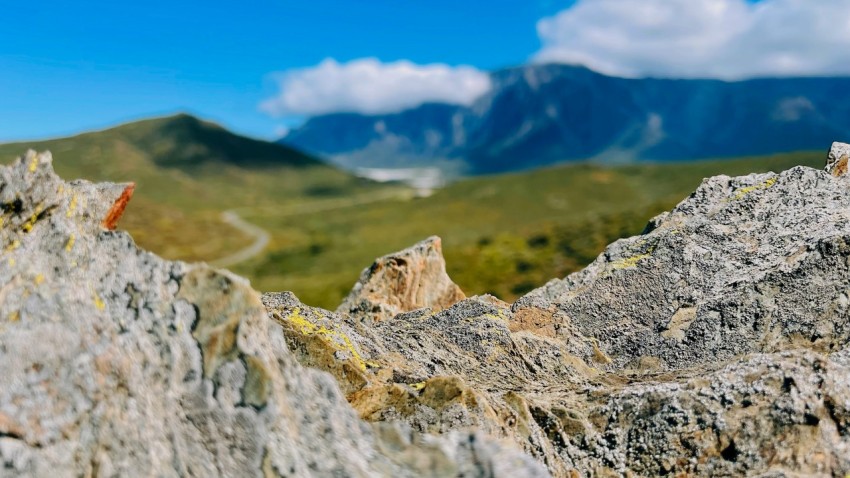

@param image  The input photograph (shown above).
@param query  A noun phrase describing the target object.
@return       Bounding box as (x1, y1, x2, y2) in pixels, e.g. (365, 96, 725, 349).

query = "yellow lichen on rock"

(21, 204, 43, 233)
(284, 307, 368, 372)
(610, 243, 657, 270)
(65, 234, 75, 252)
(732, 176, 777, 200)
(92, 290, 106, 311)
(66, 194, 78, 217)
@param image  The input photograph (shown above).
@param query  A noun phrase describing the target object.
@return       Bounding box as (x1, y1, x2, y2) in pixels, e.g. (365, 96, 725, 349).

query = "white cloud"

(260, 58, 492, 117)
(535, 0, 850, 79)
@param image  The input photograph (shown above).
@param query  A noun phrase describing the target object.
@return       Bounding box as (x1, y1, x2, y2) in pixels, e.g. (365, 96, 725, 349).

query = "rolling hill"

(0, 114, 391, 261)
(283, 64, 850, 174)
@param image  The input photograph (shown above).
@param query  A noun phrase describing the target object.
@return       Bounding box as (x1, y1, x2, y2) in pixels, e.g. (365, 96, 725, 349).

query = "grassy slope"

(231, 151, 824, 308)
(0, 114, 390, 260)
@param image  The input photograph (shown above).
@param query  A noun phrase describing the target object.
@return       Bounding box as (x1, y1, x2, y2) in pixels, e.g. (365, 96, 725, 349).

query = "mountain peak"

(103, 113, 321, 169)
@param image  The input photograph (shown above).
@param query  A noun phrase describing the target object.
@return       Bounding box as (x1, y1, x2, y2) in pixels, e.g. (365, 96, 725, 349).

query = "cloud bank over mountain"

(260, 58, 491, 117)
(535, 0, 850, 79)
(261, 1, 850, 120)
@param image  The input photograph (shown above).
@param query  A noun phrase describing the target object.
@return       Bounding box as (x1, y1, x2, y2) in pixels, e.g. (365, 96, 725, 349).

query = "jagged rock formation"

(337, 236, 466, 322)
(9, 143, 850, 477)
(827, 141, 850, 177)
(0, 151, 546, 477)
(265, 143, 850, 477)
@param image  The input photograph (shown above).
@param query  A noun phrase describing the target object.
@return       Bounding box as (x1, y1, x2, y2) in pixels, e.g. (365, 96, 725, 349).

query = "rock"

(264, 292, 584, 477)
(518, 165, 850, 371)
(12, 143, 850, 477)
(267, 147, 850, 476)
(0, 151, 547, 478)
(337, 236, 466, 322)
(826, 141, 850, 176)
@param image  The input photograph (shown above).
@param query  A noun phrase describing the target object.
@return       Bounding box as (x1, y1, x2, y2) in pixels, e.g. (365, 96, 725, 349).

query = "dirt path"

(211, 189, 413, 268)
(211, 210, 271, 268)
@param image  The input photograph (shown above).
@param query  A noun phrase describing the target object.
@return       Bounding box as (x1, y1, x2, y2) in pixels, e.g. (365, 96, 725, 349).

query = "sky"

(3, 0, 849, 142)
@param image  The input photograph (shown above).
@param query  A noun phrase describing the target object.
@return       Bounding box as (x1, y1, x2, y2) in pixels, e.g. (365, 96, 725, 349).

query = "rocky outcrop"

(9, 142, 850, 477)
(0, 151, 546, 477)
(827, 141, 850, 177)
(336, 236, 465, 322)
(266, 143, 850, 476)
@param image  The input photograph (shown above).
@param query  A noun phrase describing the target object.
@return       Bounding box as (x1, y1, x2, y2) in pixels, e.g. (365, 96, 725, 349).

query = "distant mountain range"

(282, 64, 850, 174)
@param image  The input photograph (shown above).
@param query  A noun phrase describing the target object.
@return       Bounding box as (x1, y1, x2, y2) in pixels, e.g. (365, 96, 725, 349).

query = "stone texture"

(826, 141, 850, 177)
(337, 236, 466, 322)
(265, 148, 850, 476)
(11, 143, 850, 477)
(0, 151, 547, 478)
(518, 165, 850, 371)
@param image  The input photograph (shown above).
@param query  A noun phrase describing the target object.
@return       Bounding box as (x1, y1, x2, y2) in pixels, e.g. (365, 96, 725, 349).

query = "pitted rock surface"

(265, 150, 850, 477)
(827, 141, 850, 177)
(336, 236, 466, 322)
(0, 151, 547, 478)
(518, 165, 850, 371)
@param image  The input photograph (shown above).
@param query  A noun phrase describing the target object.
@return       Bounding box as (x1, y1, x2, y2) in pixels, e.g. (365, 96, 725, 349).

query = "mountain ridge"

(282, 63, 850, 173)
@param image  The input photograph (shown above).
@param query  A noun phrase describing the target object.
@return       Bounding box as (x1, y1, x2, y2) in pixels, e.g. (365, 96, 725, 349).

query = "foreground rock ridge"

(265, 142, 850, 477)
(0, 151, 546, 477)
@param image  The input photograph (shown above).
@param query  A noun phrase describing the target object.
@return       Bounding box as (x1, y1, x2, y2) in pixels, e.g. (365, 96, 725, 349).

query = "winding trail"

(211, 210, 271, 268)
(211, 188, 413, 268)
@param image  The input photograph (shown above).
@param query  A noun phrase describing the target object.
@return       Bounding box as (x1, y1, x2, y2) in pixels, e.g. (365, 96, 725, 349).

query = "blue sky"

(0, 0, 569, 141)
(4, 0, 847, 143)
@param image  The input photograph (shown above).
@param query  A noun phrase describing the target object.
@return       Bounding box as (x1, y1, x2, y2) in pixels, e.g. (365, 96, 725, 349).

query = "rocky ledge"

(4, 143, 850, 477)
(0, 151, 544, 477)
(264, 142, 850, 477)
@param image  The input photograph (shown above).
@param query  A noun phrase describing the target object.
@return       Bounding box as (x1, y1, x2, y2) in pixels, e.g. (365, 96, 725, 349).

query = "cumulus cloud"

(535, 0, 850, 79)
(260, 58, 492, 117)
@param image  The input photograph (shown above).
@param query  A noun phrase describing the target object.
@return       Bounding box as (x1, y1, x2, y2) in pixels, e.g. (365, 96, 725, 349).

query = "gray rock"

(267, 148, 850, 476)
(12, 142, 850, 477)
(337, 236, 465, 322)
(826, 141, 850, 176)
(0, 151, 548, 478)
(519, 165, 850, 371)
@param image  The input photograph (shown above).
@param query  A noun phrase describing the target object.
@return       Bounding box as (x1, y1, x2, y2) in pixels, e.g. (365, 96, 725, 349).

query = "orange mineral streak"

(101, 183, 135, 230)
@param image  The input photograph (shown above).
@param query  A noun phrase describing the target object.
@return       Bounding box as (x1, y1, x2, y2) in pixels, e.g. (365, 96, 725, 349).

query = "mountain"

(0, 113, 325, 177)
(282, 64, 850, 174)
(0, 114, 387, 261)
(99, 112, 322, 169)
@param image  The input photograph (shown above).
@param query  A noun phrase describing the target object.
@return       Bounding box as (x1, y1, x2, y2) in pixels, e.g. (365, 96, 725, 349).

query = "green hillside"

(0, 114, 392, 260)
